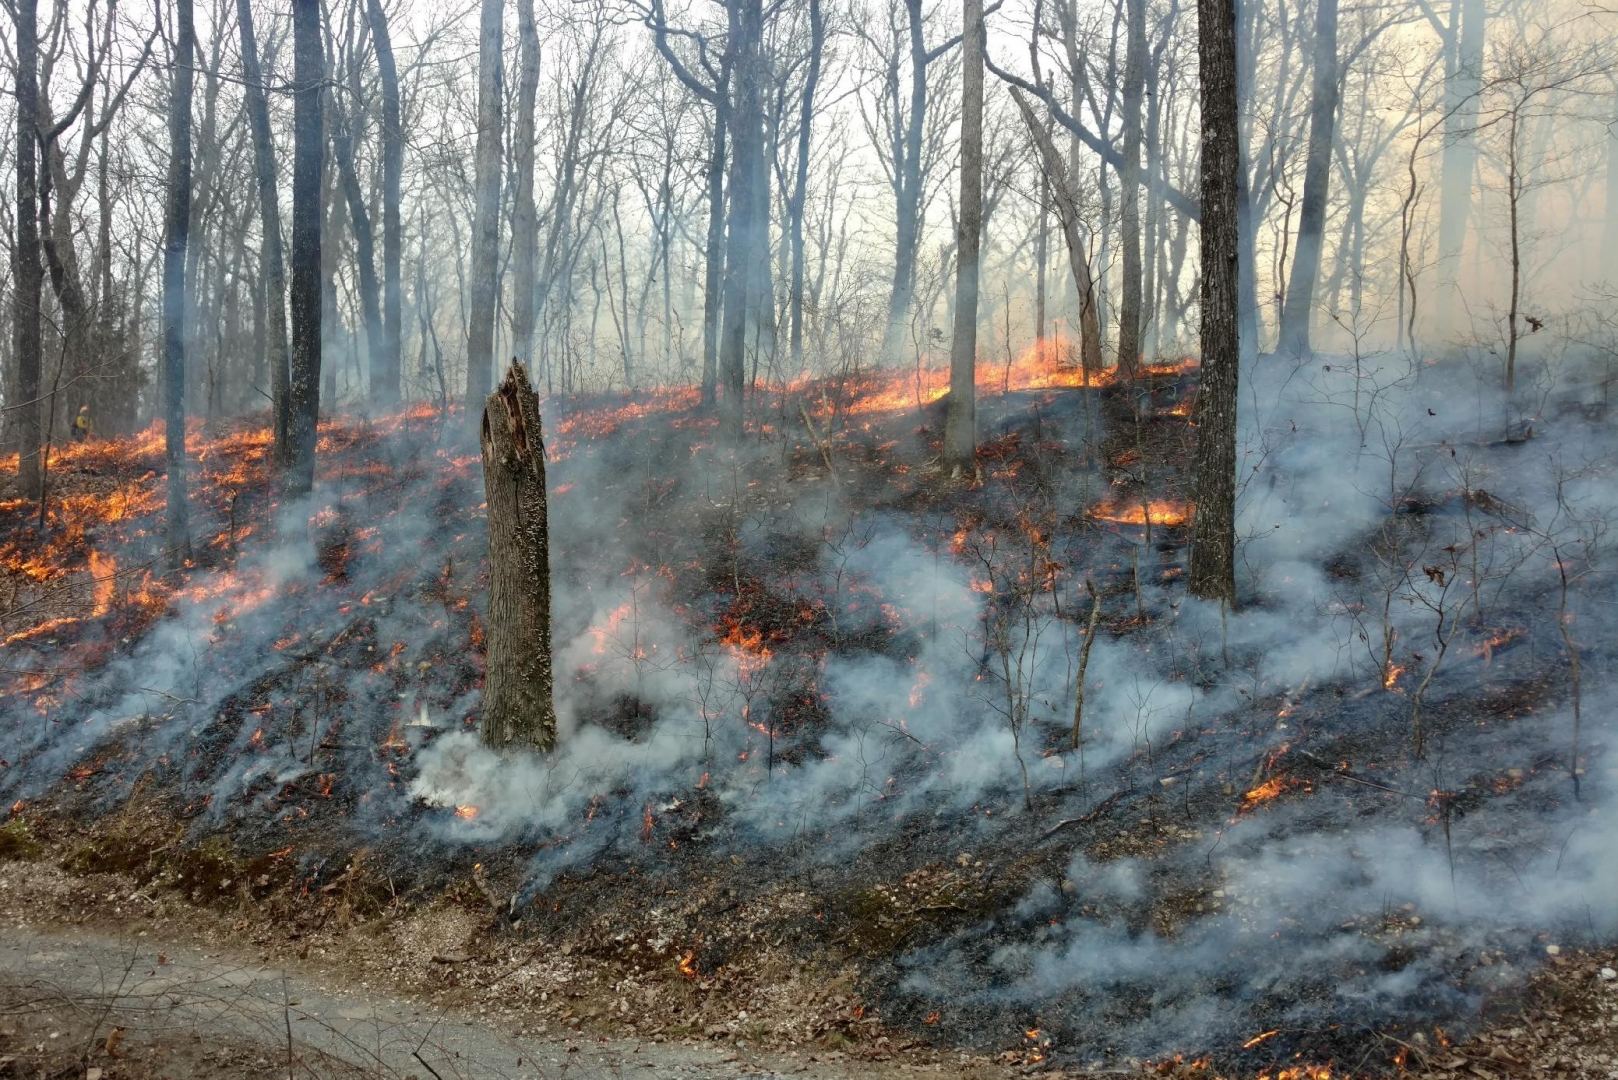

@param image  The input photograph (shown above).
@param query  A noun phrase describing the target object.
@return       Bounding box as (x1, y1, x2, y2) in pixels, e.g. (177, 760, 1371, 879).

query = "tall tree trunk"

(717, 0, 764, 439)
(288, 0, 325, 494)
(1277, 0, 1338, 356)
(12, 0, 43, 499)
(1436, 0, 1484, 283)
(788, 0, 824, 374)
(163, 0, 196, 565)
(1602, 85, 1618, 281)
(510, 0, 540, 368)
(331, 88, 384, 403)
(880, 0, 929, 365)
(701, 110, 727, 407)
(1012, 91, 1104, 375)
(367, 0, 402, 404)
(464, 0, 505, 416)
(237, 0, 292, 461)
(1117, 0, 1146, 373)
(944, 0, 983, 472)
(1189, 0, 1240, 605)
(1034, 169, 1049, 345)
(480, 361, 558, 752)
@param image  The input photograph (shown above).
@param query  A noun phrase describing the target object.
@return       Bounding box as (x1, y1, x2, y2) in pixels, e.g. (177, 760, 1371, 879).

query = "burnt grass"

(0, 365, 1611, 1076)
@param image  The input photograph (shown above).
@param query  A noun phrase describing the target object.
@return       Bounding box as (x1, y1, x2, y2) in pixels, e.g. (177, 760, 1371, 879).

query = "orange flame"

(1089, 498, 1193, 528)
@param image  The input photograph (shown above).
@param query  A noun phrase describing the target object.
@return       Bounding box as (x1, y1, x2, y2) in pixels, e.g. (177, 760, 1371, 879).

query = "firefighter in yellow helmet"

(72, 404, 93, 443)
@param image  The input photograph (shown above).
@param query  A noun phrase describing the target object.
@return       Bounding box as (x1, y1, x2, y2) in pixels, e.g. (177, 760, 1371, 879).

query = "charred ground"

(1, 357, 1614, 1079)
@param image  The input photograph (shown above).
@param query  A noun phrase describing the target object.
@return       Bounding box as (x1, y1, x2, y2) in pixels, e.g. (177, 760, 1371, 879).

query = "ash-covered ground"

(2, 352, 1615, 1076)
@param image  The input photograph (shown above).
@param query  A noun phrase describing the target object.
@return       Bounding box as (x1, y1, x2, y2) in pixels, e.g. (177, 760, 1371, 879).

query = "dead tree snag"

(480, 361, 558, 753)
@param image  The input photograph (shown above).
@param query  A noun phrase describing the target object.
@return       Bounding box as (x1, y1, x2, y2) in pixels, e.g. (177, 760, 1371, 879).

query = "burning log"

(479, 361, 557, 752)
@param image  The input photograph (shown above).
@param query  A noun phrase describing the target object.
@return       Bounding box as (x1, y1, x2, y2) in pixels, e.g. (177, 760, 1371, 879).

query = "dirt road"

(0, 925, 881, 1080)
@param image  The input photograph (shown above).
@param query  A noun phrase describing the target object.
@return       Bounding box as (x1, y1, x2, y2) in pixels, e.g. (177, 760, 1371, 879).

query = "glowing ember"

(1243, 1029, 1281, 1049)
(1242, 776, 1291, 808)
(1089, 499, 1193, 528)
(1383, 663, 1406, 691)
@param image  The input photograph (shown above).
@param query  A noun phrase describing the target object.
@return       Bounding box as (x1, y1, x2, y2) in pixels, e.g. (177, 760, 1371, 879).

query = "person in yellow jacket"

(72, 404, 93, 442)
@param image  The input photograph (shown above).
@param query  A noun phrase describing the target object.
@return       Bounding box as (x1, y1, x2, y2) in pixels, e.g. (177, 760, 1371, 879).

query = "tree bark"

(12, 0, 43, 499)
(510, 0, 540, 368)
(237, 0, 292, 462)
(1277, 0, 1338, 356)
(330, 79, 384, 404)
(480, 361, 558, 753)
(879, 0, 930, 365)
(367, 0, 402, 405)
(162, 0, 195, 566)
(464, 0, 505, 417)
(787, 0, 824, 374)
(944, 0, 983, 472)
(1436, 0, 1483, 282)
(1012, 90, 1104, 376)
(288, 0, 325, 495)
(1189, 0, 1240, 605)
(718, 0, 764, 439)
(701, 109, 727, 407)
(1117, 0, 1146, 374)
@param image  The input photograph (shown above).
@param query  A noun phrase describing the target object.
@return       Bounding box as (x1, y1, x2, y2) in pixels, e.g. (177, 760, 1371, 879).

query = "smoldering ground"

(2, 344, 1615, 1067)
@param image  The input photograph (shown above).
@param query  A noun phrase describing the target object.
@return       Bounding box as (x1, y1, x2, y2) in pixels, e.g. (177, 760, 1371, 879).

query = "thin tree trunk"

(162, 0, 196, 565)
(510, 0, 540, 369)
(331, 90, 384, 405)
(237, 0, 291, 461)
(701, 110, 726, 407)
(881, 0, 929, 365)
(1035, 169, 1049, 345)
(1012, 90, 1104, 375)
(12, 0, 43, 499)
(788, 0, 824, 374)
(1436, 0, 1483, 282)
(367, 0, 402, 405)
(1117, 0, 1146, 374)
(944, 0, 983, 472)
(480, 361, 558, 753)
(287, 0, 325, 494)
(1277, 0, 1338, 356)
(1189, 0, 1240, 605)
(464, 0, 505, 416)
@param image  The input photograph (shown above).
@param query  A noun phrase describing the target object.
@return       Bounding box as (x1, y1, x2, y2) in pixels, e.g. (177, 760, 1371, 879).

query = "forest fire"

(2, 0, 1614, 1070)
(1089, 498, 1193, 528)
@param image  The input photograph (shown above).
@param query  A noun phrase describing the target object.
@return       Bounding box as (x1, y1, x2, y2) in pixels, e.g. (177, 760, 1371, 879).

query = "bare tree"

(463, 0, 504, 415)
(944, 0, 983, 473)
(510, 0, 540, 368)
(237, 0, 292, 462)
(1277, 0, 1338, 356)
(366, 0, 402, 404)
(1188, 0, 1239, 605)
(162, 0, 196, 565)
(11, 0, 43, 499)
(288, 0, 325, 494)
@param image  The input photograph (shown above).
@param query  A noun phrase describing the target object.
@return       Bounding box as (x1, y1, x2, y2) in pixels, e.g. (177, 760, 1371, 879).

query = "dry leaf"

(104, 1027, 125, 1056)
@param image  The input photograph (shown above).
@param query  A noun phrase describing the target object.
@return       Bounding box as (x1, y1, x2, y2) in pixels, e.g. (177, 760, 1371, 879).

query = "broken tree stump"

(479, 360, 558, 752)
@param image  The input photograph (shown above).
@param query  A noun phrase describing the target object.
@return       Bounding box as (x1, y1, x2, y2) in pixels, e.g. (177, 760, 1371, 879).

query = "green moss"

(0, 819, 43, 861)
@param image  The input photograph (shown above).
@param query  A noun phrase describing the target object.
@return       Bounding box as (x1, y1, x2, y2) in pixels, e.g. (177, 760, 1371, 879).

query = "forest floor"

(3, 361, 1616, 1077)
(3, 854, 1618, 1080)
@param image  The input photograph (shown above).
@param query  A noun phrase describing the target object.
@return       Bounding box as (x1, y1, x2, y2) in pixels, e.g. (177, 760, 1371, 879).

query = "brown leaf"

(103, 1027, 125, 1057)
